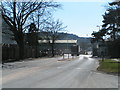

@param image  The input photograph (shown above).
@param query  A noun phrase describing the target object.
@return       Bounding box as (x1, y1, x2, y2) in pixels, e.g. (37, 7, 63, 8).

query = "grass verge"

(97, 59, 120, 75)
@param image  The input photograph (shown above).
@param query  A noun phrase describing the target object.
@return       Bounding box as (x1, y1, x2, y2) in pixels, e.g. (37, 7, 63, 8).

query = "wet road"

(2, 55, 118, 88)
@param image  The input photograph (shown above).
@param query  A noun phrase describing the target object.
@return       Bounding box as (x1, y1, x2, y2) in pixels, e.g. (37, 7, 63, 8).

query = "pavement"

(1, 55, 119, 88)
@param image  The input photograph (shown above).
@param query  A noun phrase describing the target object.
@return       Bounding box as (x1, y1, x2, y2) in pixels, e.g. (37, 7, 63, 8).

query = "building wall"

(39, 43, 76, 55)
(92, 41, 108, 57)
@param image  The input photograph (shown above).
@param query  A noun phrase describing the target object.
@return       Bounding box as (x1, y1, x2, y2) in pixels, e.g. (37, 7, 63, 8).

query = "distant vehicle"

(71, 45, 80, 56)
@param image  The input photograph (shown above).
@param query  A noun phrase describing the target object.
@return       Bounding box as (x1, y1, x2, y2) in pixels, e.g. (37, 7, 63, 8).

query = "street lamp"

(96, 25, 100, 30)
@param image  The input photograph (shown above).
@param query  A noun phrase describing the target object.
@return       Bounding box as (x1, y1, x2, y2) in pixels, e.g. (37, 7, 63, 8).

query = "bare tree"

(43, 19, 67, 57)
(1, 0, 61, 59)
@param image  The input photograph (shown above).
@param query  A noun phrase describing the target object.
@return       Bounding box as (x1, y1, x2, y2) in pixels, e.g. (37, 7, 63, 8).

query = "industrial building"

(38, 40, 77, 56)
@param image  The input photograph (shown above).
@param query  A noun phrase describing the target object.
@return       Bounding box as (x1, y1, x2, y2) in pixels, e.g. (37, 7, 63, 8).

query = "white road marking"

(57, 67, 63, 69)
(76, 68, 81, 70)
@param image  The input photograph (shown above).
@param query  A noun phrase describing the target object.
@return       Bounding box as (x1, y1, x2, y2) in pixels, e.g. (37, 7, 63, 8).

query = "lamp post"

(66, 37, 69, 59)
(96, 25, 105, 60)
(96, 25, 100, 30)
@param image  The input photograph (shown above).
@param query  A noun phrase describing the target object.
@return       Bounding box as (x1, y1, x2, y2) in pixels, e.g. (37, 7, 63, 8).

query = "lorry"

(71, 45, 80, 56)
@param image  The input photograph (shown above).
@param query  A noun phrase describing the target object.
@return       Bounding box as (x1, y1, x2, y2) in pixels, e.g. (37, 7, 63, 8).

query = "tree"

(102, 1, 120, 40)
(42, 19, 67, 57)
(91, 1, 120, 58)
(1, 0, 61, 59)
(27, 23, 39, 57)
(91, 1, 120, 42)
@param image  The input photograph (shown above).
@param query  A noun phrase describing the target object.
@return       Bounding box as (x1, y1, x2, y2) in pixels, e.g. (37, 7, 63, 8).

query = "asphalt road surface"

(1, 55, 118, 88)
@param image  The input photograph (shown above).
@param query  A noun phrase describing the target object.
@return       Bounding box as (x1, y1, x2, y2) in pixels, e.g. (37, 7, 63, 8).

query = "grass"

(97, 59, 120, 74)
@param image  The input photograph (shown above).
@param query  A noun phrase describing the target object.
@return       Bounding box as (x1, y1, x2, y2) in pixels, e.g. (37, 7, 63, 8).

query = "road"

(1, 55, 118, 88)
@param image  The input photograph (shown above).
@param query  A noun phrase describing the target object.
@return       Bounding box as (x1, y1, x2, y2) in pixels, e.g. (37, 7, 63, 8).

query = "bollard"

(63, 53, 64, 59)
(68, 54, 69, 59)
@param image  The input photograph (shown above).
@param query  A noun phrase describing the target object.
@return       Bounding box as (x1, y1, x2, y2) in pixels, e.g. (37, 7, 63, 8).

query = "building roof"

(2, 19, 17, 44)
(38, 40, 77, 44)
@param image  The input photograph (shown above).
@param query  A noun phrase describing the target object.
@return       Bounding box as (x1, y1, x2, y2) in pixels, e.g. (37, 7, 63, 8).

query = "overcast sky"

(54, 1, 112, 37)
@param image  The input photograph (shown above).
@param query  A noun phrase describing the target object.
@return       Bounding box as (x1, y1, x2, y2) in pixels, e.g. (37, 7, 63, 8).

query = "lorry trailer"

(71, 45, 80, 56)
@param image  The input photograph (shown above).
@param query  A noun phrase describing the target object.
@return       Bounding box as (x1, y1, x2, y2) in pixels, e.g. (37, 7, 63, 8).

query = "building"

(2, 19, 16, 45)
(38, 40, 77, 55)
(92, 41, 108, 57)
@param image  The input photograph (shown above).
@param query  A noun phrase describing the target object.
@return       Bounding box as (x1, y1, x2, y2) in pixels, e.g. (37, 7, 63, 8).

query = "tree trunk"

(112, 24, 116, 40)
(51, 43, 54, 57)
(14, 31, 25, 60)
